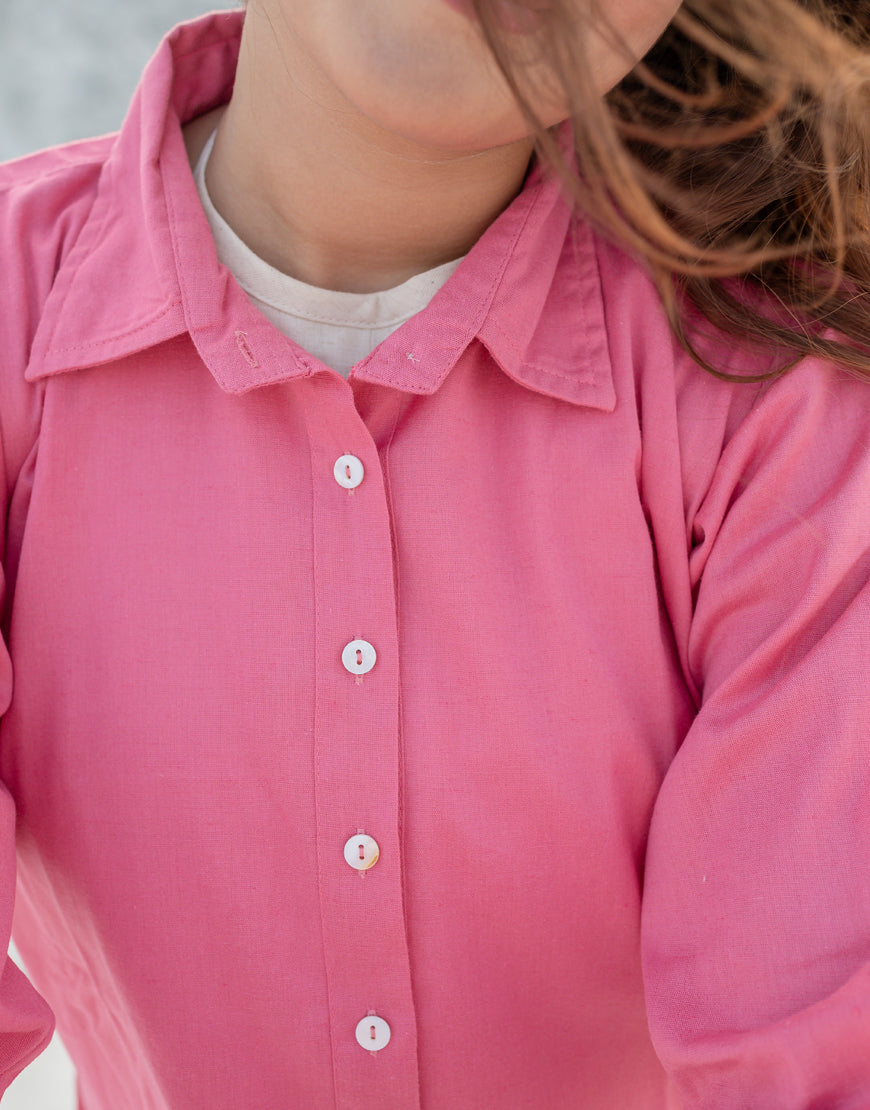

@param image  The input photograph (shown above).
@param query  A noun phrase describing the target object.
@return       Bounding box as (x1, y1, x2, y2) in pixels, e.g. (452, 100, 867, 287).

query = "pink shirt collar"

(27, 10, 615, 410)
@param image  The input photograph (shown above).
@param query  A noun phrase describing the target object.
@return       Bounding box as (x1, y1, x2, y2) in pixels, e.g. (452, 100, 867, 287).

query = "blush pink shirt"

(0, 11, 868, 1109)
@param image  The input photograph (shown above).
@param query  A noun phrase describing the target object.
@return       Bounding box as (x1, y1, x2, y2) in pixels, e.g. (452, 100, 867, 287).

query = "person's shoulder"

(0, 134, 114, 249)
(0, 135, 116, 477)
(0, 133, 113, 188)
(587, 220, 870, 510)
(0, 133, 114, 327)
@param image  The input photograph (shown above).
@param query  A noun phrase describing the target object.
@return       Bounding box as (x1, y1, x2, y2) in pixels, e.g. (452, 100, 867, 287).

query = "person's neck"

(183, 7, 535, 294)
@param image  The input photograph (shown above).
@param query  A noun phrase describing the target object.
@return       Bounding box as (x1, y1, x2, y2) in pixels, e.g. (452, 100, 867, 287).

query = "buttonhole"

(234, 330, 260, 369)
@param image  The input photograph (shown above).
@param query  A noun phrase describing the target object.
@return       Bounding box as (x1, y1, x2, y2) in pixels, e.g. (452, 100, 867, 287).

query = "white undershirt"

(194, 132, 464, 379)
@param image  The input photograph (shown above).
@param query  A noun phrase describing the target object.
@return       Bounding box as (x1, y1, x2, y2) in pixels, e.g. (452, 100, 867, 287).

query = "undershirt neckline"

(193, 131, 464, 377)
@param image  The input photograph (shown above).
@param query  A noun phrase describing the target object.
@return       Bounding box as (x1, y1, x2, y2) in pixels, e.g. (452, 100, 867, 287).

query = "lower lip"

(440, 0, 476, 17)
(440, 0, 546, 34)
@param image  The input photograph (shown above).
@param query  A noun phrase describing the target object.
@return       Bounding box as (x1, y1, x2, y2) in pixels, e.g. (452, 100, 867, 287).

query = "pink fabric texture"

(0, 10, 868, 1109)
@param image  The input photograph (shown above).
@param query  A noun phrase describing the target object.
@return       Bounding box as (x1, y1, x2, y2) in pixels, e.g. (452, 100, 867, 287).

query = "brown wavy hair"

(470, 0, 870, 381)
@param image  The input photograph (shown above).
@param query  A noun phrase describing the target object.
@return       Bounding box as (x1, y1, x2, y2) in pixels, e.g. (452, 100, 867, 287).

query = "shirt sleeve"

(0, 158, 82, 1093)
(641, 357, 870, 1108)
(0, 817, 55, 1094)
(0, 465, 56, 1089)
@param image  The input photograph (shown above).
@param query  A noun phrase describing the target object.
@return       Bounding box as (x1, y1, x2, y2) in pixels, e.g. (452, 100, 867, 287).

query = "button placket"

(305, 381, 419, 1109)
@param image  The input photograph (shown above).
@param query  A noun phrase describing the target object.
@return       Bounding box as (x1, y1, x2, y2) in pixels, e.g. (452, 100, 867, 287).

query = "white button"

(334, 455, 365, 490)
(356, 1015, 391, 1052)
(342, 639, 376, 675)
(344, 834, 380, 871)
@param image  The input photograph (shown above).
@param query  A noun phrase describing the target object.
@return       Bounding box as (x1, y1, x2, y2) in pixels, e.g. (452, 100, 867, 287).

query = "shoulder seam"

(0, 135, 113, 196)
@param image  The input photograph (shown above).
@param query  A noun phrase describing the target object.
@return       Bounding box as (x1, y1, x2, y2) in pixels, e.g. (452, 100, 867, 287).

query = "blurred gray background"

(1, 2, 234, 1102)
(0, 0, 227, 161)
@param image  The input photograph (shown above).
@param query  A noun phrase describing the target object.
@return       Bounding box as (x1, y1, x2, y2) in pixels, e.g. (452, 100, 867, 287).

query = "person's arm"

(0, 147, 109, 1094)
(642, 355, 870, 1107)
(0, 407, 56, 1090)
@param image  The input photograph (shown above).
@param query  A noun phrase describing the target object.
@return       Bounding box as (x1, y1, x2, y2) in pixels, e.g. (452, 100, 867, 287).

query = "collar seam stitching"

(484, 317, 599, 386)
(43, 299, 183, 356)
